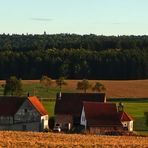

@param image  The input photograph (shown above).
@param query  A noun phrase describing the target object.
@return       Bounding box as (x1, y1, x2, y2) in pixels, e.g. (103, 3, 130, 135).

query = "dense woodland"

(0, 33, 148, 80)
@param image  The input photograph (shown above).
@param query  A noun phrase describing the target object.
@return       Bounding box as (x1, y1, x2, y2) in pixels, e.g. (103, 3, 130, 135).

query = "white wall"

(80, 107, 87, 129)
(41, 115, 49, 129)
(121, 121, 133, 132)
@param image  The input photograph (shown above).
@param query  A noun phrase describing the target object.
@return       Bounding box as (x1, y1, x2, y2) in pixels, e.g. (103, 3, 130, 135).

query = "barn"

(54, 93, 106, 130)
(0, 96, 49, 131)
(80, 102, 123, 134)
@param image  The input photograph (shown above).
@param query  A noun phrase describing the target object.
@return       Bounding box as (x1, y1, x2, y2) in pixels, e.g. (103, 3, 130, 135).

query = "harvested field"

(1, 79, 148, 98)
(0, 131, 148, 147)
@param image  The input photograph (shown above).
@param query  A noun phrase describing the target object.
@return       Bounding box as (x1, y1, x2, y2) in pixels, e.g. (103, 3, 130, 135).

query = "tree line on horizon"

(1, 34, 148, 51)
(0, 34, 148, 80)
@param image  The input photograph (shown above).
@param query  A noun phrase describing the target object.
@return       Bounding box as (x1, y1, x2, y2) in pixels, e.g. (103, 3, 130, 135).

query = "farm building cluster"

(54, 93, 133, 134)
(0, 93, 134, 134)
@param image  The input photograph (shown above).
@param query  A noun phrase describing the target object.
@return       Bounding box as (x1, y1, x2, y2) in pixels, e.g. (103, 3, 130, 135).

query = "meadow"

(0, 79, 148, 134)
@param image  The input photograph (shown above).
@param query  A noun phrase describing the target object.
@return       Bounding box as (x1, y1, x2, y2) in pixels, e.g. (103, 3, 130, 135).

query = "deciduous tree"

(56, 77, 67, 92)
(92, 82, 106, 92)
(4, 76, 23, 96)
(77, 79, 91, 93)
(40, 75, 52, 91)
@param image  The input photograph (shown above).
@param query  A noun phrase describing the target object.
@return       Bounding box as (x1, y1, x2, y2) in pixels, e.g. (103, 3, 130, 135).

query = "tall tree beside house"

(40, 75, 52, 92)
(92, 82, 106, 92)
(56, 77, 67, 92)
(4, 76, 23, 96)
(77, 79, 91, 93)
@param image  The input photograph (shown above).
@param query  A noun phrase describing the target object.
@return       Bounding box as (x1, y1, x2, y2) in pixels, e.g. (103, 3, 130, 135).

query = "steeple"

(118, 102, 124, 112)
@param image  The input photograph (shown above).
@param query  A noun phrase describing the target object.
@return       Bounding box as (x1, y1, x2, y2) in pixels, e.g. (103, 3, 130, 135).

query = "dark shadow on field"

(109, 98, 148, 103)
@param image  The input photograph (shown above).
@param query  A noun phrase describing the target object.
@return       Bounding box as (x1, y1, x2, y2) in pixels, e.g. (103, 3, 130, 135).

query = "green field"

(109, 99, 148, 135)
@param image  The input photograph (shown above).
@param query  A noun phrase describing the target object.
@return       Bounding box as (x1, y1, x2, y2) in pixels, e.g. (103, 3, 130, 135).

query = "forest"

(0, 33, 148, 80)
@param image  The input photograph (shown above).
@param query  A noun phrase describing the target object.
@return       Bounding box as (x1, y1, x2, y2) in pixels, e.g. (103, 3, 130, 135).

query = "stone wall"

(0, 116, 13, 125)
(0, 122, 41, 131)
(14, 99, 40, 123)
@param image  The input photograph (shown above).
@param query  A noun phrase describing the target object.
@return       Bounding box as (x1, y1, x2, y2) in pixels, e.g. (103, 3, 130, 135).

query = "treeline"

(0, 48, 148, 80)
(1, 34, 148, 51)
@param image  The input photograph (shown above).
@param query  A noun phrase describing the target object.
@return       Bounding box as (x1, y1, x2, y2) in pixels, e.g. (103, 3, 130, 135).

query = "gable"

(54, 93, 106, 117)
(14, 99, 41, 122)
(118, 112, 133, 122)
(28, 96, 48, 116)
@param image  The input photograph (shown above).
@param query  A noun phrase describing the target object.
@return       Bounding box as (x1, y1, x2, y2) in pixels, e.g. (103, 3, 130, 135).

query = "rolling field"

(1, 79, 148, 98)
(0, 131, 148, 147)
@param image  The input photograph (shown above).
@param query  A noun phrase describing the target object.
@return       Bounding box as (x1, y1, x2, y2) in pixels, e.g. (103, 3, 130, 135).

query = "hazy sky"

(0, 0, 148, 35)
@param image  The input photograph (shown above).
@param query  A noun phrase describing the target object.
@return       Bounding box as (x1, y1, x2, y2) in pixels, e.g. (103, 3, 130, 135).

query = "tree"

(4, 76, 23, 96)
(92, 82, 106, 92)
(56, 77, 67, 92)
(40, 75, 52, 91)
(77, 79, 91, 93)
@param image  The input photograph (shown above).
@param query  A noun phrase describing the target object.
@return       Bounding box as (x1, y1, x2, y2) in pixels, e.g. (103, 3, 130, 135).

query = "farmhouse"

(118, 111, 133, 132)
(80, 102, 123, 134)
(117, 102, 134, 132)
(0, 96, 48, 131)
(54, 93, 106, 130)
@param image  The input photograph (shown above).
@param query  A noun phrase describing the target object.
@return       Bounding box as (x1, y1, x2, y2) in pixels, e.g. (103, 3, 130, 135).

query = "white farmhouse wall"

(129, 121, 133, 131)
(80, 107, 87, 129)
(41, 115, 49, 129)
(121, 121, 133, 132)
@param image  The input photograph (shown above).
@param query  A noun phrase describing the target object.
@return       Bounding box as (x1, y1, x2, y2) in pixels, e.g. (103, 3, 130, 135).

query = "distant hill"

(0, 34, 148, 80)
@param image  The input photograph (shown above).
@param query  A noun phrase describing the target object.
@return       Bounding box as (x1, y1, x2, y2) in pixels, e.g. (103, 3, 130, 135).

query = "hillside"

(0, 131, 148, 147)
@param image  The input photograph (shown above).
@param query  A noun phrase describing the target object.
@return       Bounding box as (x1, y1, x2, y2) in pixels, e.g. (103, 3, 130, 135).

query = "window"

(24, 109, 27, 113)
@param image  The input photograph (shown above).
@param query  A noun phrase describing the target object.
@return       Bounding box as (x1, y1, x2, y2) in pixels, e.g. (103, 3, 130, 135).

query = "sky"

(0, 0, 148, 35)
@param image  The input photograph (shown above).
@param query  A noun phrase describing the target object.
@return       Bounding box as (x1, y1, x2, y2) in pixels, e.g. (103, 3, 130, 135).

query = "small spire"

(58, 92, 62, 100)
(118, 102, 124, 112)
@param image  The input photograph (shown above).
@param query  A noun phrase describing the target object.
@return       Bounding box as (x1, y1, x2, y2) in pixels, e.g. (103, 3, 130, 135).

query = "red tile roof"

(0, 96, 26, 116)
(28, 96, 48, 116)
(118, 112, 133, 122)
(55, 93, 106, 117)
(83, 102, 122, 127)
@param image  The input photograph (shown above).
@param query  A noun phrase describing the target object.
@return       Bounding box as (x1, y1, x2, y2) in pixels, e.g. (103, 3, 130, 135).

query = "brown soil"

(1, 79, 148, 98)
